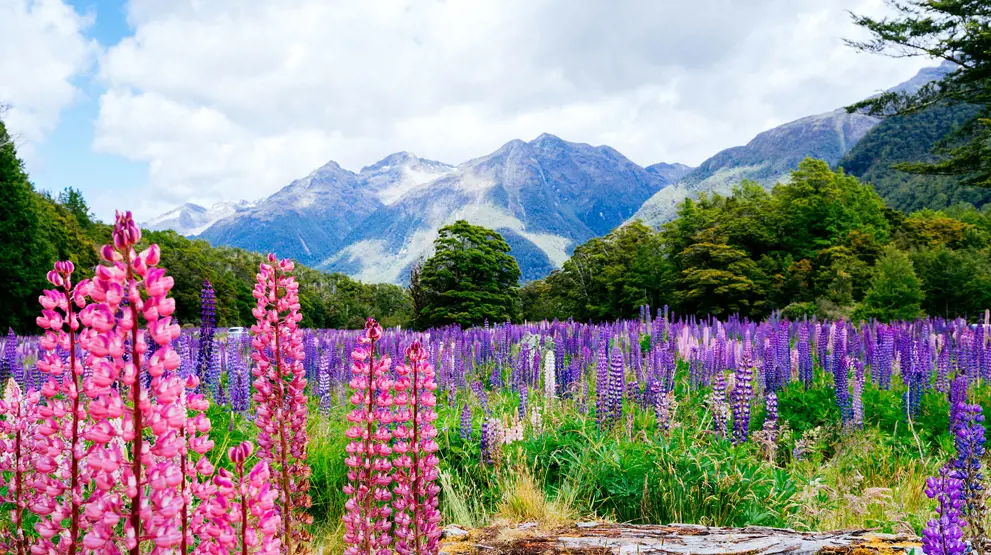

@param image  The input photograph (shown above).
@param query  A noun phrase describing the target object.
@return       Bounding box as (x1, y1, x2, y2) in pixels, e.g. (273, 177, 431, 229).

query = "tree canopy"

(417, 221, 522, 329)
(847, 0, 991, 187)
(523, 158, 991, 323)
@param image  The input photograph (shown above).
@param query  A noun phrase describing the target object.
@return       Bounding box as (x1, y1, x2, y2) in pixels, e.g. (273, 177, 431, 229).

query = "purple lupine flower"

(763, 391, 778, 446)
(798, 324, 813, 389)
(950, 392, 987, 529)
(472, 381, 490, 413)
(519, 383, 528, 420)
(196, 279, 216, 390)
(689, 346, 702, 390)
(878, 326, 894, 389)
(922, 467, 967, 555)
(834, 352, 851, 425)
(851, 359, 864, 430)
(937, 343, 951, 393)
(949, 374, 968, 433)
(773, 320, 790, 390)
(206, 337, 223, 402)
(0, 328, 15, 385)
(712, 370, 729, 439)
(317, 353, 331, 416)
(226, 338, 250, 416)
(606, 339, 626, 429)
(595, 333, 610, 428)
(480, 416, 492, 464)
(460, 403, 472, 440)
(490, 362, 502, 389)
(731, 353, 754, 445)
(213, 340, 228, 405)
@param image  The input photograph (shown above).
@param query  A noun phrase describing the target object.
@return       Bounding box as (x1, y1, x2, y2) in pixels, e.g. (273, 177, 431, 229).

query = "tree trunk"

(441, 523, 922, 554)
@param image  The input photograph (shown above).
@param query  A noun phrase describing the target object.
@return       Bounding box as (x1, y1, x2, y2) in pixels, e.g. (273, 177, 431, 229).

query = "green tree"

(771, 159, 890, 260)
(408, 257, 428, 329)
(419, 221, 521, 328)
(675, 232, 766, 318)
(0, 119, 56, 333)
(911, 246, 991, 318)
(855, 247, 925, 321)
(525, 221, 674, 323)
(847, 0, 991, 186)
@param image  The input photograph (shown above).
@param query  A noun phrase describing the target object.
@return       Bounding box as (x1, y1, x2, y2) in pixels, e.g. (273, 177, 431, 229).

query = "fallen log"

(440, 522, 922, 554)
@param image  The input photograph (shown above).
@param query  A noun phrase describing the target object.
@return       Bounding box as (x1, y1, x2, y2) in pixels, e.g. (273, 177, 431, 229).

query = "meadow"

(0, 212, 985, 555)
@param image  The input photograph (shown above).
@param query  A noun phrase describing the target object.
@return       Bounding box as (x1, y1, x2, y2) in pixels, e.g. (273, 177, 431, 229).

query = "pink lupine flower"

(251, 253, 312, 554)
(179, 375, 216, 554)
(0, 379, 42, 555)
(75, 210, 191, 555)
(197, 441, 283, 555)
(343, 318, 394, 555)
(393, 341, 441, 555)
(31, 260, 92, 555)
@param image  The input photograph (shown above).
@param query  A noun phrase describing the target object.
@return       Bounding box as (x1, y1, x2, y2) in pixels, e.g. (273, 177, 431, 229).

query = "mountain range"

(149, 63, 957, 284)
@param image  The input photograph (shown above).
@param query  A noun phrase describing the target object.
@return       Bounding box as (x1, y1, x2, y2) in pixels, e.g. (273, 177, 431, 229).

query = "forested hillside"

(524, 159, 991, 323)
(840, 102, 989, 212)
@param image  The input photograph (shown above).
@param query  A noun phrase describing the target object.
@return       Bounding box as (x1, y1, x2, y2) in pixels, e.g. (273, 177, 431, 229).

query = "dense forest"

(0, 119, 411, 334)
(522, 158, 991, 324)
(840, 102, 990, 212)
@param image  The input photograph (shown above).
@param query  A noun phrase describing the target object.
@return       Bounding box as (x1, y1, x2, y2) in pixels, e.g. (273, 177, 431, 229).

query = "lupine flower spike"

(82, 210, 186, 554)
(32, 260, 92, 555)
(343, 318, 393, 555)
(251, 253, 313, 554)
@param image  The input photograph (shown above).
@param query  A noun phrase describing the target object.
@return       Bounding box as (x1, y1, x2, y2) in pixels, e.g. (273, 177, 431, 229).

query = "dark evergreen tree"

(847, 0, 991, 187)
(0, 119, 54, 333)
(419, 221, 522, 328)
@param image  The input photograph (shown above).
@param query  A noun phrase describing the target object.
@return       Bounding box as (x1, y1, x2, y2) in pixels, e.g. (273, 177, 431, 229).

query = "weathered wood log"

(440, 522, 922, 554)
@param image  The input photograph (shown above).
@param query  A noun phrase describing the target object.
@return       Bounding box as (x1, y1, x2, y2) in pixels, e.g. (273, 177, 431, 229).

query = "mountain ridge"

(628, 62, 955, 229)
(146, 63, 952, 284)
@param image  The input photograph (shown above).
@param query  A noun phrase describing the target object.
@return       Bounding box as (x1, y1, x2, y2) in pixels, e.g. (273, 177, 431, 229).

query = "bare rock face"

(440, 523, 921, 554)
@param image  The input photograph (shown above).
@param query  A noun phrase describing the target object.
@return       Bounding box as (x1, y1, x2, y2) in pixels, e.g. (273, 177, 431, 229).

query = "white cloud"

(0, 0, 96, 157)
(94, 0, 936, 220)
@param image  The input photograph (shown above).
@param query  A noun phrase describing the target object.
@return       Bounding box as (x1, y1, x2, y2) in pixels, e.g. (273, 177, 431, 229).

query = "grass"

(2, 357, 978, 545)
(249, 366, 961, 540)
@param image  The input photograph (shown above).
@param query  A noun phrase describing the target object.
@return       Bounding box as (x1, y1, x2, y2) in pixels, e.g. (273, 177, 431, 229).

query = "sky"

(0, 0, 935, 223)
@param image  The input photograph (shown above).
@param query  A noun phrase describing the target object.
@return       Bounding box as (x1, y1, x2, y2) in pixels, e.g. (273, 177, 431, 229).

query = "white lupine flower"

(543, 350, 556, 399)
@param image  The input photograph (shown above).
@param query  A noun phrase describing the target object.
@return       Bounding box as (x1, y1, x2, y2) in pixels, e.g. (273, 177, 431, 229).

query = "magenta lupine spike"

(0, 379, 42, 555)
(251, 253, 313, 553)
(76, 210, 187, 554)
(344, 318, 394, 555)
(195, 440, 282, 555)
(31, 261, 96, 555)
(393, 341, 441, 555)
(179, 374, 216, 553)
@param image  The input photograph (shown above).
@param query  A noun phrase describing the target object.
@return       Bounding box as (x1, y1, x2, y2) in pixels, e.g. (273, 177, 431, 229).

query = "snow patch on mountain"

(359, 152, 455, 206)
(144, 200, 257, 236)
(376, 166, 453, 205)
(327, 198, 573, 284)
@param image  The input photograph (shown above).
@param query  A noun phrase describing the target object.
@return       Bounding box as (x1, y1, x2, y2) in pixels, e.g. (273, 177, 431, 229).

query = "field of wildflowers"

(0, 211, 988, 555)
